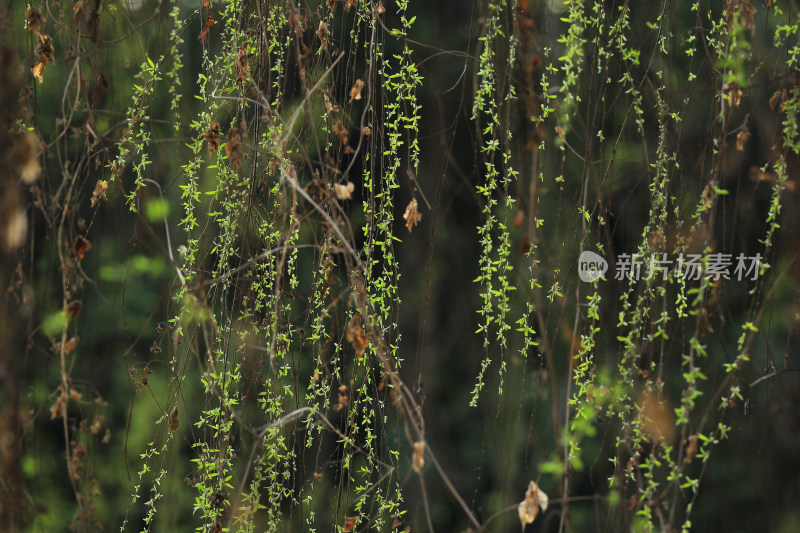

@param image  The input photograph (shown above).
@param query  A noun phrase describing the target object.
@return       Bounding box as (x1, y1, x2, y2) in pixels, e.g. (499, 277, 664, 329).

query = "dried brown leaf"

(316, 21, 329, 50)
(236, 48, 249, 84)
(199, 13, 215, 43)
(324, 91, 339, 113)
(333, 121, 349, 145)
(26, 7, 45, 32)
(403, 198, 422, 232)
(349, 79, 364, 102)
(225, 126, 242, 168)
(518, 481, 548, 526)
(205, 122, 220, 155)
(50, 393, 68, 420)
(343, 516, 357, 532)
(66, 300, 83, 318)
(168, 406, 180, 433)
(91, 180, 108, 207)
(346, 314, 369, 358)
(412, 441, 425, 472)
(770, 90, 781, 110)
(683, 434, 699, 464)
(72, 236, 92, 259)
(736, 129, 750, 151)
(334, 181, 355, 200)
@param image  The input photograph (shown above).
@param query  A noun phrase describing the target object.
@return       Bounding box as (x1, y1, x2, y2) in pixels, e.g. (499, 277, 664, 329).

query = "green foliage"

(5, 0, 800, 532)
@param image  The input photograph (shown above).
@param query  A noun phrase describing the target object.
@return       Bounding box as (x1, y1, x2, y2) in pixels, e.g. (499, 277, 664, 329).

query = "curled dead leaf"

(333, 121, 349, 145)
(770, 90, 782, 110)
(412, 441, 425, 472)
(343, 516, 357, 532)
(26, 7, 45, 32)
(324, 91, 339, 113)
(32, 33, 55, 83)
(736, 129, 750, 151)
(403, 198, 422, 232)
(91, 180, 108, 207)
(199, 13, 215, 43)
(50, 393, 68, 420)
(205, 123, 220, 154)
(20, 131, 42, 184)
(168, 405, 180, 433)
(683, 434, 699, 464)
(334, 181, 355, 200)
(349, 79, 364, 102)
(513, 209, 525, 228)
(346, 314, 368, 359)
(316, 21, 329, 50)
(66, 300, 83, 318)
(225, 126, 242, 169)
(236, 48, 249, 84)
(72, 236, 92, 259)
(518, 481, 548, 526)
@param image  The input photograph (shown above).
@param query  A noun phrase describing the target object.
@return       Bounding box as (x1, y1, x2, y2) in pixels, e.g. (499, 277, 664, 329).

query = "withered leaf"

(199, 13, 215, 43)
(236, 48, 249, 84)
(403, 198, 422, 232)
(168, 406, 180, 433)
(66, 300, 83, 318)
(52, 336, 78, 355)
(555, 125, 566, 142)
(205, 122, 220, 154)
(91, 180, 108, 207)
(50, 393, 68, 420)
(513, 209, 525, 228)
(518, 481, 548, 526)
(89, 415, 104, 434)
(72, 236, 92, 259)
(334, 181, 355, 200)
(727, 82, 742, 108)
(333, 121, 349, 145)
(324, 91, 339, 113)
(683, 434, 699, 464)
(349, 79, 364, 102)
(32, 33, 55, 83)
(736, 129, 750, 151)
(26, 7, 45, 32)
(346, 314, 368, 359)
(343, 516, 357, 532)
(344, 0, 357, 11)
(316, 21, 329, 50)
(225, 126, 242, 168)
(20, 131, 42, 184)
(412, 441, 425, 472)
(769, 90, 782, 110)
